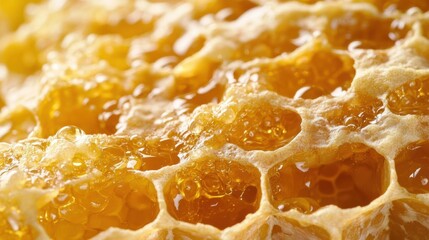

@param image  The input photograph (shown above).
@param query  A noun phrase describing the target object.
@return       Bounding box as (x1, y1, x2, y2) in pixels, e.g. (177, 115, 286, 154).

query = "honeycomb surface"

(1, 0, 429, 239)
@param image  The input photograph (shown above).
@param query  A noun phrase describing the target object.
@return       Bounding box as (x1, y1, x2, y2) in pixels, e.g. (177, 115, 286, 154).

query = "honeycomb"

(1, 0, 429, 239)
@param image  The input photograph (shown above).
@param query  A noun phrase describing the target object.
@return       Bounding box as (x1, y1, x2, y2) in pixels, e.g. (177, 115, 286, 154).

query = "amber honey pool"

(1, 0, 429, 239)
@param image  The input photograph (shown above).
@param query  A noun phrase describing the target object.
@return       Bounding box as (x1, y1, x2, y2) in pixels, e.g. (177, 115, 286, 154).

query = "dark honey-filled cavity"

(395, 140, 429, 194)
(268, 144, 388, 213)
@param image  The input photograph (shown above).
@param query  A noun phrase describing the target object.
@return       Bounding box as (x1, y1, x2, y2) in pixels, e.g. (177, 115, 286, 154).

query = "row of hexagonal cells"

(32, 140, 429, 239)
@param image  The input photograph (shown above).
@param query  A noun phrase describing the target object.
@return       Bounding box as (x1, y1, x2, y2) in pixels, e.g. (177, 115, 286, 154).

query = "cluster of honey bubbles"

(0, 0, 429, 239)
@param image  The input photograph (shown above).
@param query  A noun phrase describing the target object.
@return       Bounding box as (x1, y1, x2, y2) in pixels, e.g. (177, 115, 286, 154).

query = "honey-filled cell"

(107, 136, 181, 171)
(173, 55, 224, 111)
(268, 143, 388, 213)
(164, 157, 261, 230)
(38, 170, 159, 239)
(387, 77, 429, 116)
(37, 82, 126, 137)
(186, 99, 302, 151)
(237, 16, 313, 59)
(233, 48, 355, 99)
(325, 95, 384, 130)
(227, 103, 302, 151)
(395, 140, 429, 194)
(325, 12, 409, 50)
(53, 127, 181, 172)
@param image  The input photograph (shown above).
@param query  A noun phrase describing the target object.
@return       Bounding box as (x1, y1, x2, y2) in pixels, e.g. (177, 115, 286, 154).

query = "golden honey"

(0, 0, 429, 239)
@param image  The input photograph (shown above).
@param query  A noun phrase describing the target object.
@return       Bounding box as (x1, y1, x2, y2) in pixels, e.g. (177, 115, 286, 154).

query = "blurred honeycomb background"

(1, 0, 429, 239)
